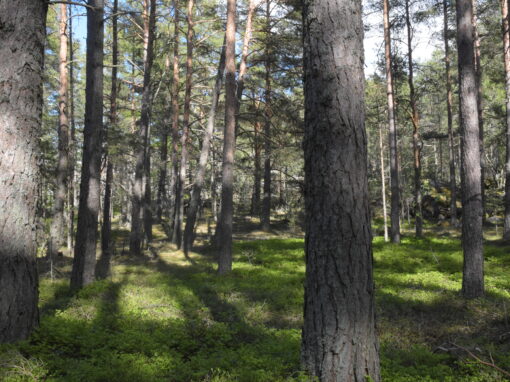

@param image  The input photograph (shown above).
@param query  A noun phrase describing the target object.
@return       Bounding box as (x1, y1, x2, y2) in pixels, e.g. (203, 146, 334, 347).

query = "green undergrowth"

(2, 231, 510, 381)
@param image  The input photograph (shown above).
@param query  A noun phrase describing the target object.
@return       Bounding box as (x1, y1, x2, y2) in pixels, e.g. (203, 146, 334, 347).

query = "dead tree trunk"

(301, 0, 381, 377)
(71, 0, 104, 289)
(0, 0, 47, 343)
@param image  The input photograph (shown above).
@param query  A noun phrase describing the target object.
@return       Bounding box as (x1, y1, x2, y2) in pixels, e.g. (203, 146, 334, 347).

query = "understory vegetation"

(1, 224, 510, 381)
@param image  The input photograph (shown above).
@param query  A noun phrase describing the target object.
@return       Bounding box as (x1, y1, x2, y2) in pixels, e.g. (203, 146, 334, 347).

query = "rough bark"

(383, 0, 400, 243)
(0, 0, 47, 343)
(456, 0, 484, 298)
(97, 0, 118, 280)
(183, 40, 226, 254)
(261, 0, 272, 231)
(217, 0, 237, 275)
(173, 0, 195, 248)
(405, 0, 423, 238)
(129, 0, 156, 255)
(444, 0, 458, 226)
(500, 0, 510, 239)
(68, 4, 76, 251)
(301, 0, 381, 379)
(71, 0, 104, 290)
(49, 2, 70, 260)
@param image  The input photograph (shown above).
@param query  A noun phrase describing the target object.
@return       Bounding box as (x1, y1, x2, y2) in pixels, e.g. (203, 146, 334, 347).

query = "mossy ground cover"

(2, 225, 510, 381)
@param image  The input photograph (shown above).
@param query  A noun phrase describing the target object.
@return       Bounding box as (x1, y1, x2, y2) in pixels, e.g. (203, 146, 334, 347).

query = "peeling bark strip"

(71, 0, 104, 289)
(456, 0, 484, 298)
(301, 0, 381, 379)
(0, 0, 47, 342)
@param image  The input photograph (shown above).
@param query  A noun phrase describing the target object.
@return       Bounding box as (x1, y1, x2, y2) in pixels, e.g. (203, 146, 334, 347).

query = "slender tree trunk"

(71, 0, 104, 289)
(380, 123, 389, 242)
(251, 120, 262, 215)
(456, 0, 484, 298)
(500, 0, 510, 239)
(0, 0, 46, 343)
(50, 2, 71, 259)
(405, 0, 423, 237)
(472, 0, 485, 223)
(217, 0, 237, 275)
(183, 40, 227, 254)
(97, 0, 118, 279)
(169, 0, 181, 240)
(157, 57, 171, 222)
(444, 0, 458, 226)
(68, 4, 76, 252)
(261, 0, 272, 231)
(383, 0, 400, 242)
(173, 0, 195, 248)
(129, 0, 156, 255)
(301, 0, 381, 377)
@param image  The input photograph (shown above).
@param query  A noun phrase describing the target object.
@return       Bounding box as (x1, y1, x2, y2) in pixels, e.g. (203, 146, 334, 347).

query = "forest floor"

(2, 220, 510, 381)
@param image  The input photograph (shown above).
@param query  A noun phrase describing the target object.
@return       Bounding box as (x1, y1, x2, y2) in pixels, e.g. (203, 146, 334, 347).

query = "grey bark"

(0, 0, 47, 342)
(217, 0, 237, 275)
(383, 0, 401, 243)
(456, 0, 484, 298)
(71, 0, 104, 290)
(301, 0, 381, 379)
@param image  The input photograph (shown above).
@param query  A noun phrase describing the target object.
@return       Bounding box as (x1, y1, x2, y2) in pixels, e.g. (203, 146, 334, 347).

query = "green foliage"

(3, 234, 510, 381)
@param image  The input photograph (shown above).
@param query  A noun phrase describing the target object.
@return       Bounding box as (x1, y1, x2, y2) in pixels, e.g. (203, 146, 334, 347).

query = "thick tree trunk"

(405, 0, 423, 238)
(301, 0, 381, 379)
(383, 0, 401, 243)
(129, 0, 156, 255)
(183, 40, 226, 254)
(472, 0, 485, 223)
(456, 0, 484, 298)
(50, 3, 70, 260)
(71, 0, 104, 289)
(444, 0, 458, 226)
(261, 0, 272, 231)
(500, 0, 510, 239)
(97, 0, 118, 279)
(173, 0, 195, 248)
(0, 0, 46, 343)
(217, 0, 237, 275)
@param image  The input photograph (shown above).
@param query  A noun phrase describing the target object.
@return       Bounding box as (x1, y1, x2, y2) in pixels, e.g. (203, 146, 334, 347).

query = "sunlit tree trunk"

(68, 4, 77, 251)
(0, 0, 47, 342)
(301, 0, 381, 377)
(383, 0, 400, 242)
(500, 0, 510, 239)
(456, 0, 484, 298)
(380, 123, 389, 242)
(71, 0, 104, 289)
(217, 0, 237, 274)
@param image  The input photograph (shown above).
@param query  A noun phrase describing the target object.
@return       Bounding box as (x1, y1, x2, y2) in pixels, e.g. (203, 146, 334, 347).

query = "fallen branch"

(452, 343, 510, 378)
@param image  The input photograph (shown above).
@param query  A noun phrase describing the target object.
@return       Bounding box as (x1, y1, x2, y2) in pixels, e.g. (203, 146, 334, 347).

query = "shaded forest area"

(3, 0, 510, 380)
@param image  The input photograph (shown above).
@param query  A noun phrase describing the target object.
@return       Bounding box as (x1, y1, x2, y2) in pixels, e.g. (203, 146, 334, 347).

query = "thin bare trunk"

(68, 4, 76, 251)
(500, 0, 510, 239)
(380, 124, 389, 242)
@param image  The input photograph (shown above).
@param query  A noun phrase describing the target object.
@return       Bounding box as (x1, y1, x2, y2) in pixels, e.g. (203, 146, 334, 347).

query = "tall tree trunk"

(261, 0, 272, 231)
(383, 0, 401, 243)
(0, 0, 47, 343)
(251, 120, 262, 216)
(129, 0, 156, 255)
(169, 0, 181, 240)
(157, 56, 171, 222)
(500, 0, 510, 239)
(68, 4, 76, 251)
(456, 0, 484, 298)
(217, 0, 237, 275)
(97, 0, 118, 279)
(380, 123, 389, 242)
(50, 2, 71, 259)
(444, 0, 458, 226)
(71, 0, 104, 289)
(472, 0, 485, 223)
(301, 0, 381, 377)
(405, 0, 423, 237)
(183, 40, 227, 254)
(173, 0, 195, 248)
